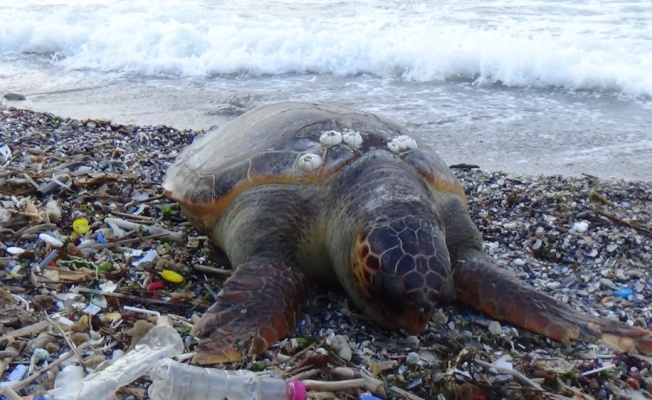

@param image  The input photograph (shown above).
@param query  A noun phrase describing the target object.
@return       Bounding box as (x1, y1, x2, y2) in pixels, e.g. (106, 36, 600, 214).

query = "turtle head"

(351, 214, 454, 334)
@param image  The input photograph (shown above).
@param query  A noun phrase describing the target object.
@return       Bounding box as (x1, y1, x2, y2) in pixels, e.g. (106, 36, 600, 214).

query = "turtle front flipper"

(452, 250, 652, 355)
(192, 260, 309, 364)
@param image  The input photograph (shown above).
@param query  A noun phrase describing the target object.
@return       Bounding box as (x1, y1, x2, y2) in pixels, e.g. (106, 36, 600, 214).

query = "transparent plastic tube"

(148, 359, 306, 400)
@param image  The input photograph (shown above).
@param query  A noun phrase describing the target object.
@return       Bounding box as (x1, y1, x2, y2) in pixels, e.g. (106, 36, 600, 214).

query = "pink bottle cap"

(287, 380, 307, 400)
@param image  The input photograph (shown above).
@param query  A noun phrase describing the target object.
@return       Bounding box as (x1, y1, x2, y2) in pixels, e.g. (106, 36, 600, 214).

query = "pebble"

(330, 335, 353, 361)
(3, 92, 26, 101)
(405, 352, 421, 365)
(600, 278, 616, 289)
(488, 321, 502, 335)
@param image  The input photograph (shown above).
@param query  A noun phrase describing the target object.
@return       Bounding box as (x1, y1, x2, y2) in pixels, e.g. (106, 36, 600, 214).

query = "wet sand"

(3, 81, 651, 182)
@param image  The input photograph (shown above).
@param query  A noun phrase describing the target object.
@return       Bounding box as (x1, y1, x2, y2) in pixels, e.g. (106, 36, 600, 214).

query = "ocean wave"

(1, 1, 651, 97)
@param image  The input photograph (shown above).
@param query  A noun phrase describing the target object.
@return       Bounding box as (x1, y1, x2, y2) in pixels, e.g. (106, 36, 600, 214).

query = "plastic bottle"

(148, 358, 307, 400)
(48, 324, 184, 400)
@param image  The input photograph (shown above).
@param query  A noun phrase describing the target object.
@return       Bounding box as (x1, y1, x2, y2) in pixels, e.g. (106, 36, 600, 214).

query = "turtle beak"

(392, 305, 431, 335)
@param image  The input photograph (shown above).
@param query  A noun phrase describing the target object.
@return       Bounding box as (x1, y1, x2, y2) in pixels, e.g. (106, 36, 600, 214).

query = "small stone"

(3, 92, 26, 101)
(546, 281, 561, 290)
(606, 244, 618, 253)
(418, 350, 439, 364)
(431, 309, 448, 325)
(488, 321, 502, 335)
(600, 278, 616, 289)
(405, 352, 420, 365)
(331, 335, 352, 361)
(70, 332, 90, 346)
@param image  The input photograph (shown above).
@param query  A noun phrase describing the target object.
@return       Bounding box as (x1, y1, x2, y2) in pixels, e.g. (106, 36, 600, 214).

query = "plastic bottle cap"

(288, 380, 307, 400)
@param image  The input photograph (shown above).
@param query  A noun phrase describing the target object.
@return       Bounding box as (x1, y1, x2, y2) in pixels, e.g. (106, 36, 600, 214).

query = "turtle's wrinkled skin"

(163, 102, 652, 365)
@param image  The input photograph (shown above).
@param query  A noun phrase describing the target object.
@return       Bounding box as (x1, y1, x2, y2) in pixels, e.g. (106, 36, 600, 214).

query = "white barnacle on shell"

(342, 129, 363, 147)
(319, 130, 343, 145)
(297, 153, 322, 172)
(387, 135, 418, 153)
(387, 141, 401, 153)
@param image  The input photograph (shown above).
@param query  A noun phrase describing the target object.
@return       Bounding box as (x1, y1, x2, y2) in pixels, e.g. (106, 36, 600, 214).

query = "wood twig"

(474, 358, 544, 392)
(587, 206, 652, 238)
(43, 312, 88, 373)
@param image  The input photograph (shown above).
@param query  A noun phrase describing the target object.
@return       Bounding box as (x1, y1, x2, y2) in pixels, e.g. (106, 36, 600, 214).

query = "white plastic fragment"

(125, 249, 143, 258)
(0, 144, 11, 160)
(6, 247, 25, 255)
(494, 355, 513, 370)
(342, 129, 363, 147)
(319, 130, 343, 145)
(297, 153, 322, 172)
(47, 324, 183, 400)
(131, 204, 147, 215)
(5, 364, 28, 382)
(572, 220, 590, 233)
(132, 249, 158, 266)
(106, 219, 127, 238)
(123, 305, 161, 317)
(132, 192, 149, 201)
(52, 315, 75, 326)
(91, 296, 108, 309)
(77, 239, 97, 248)
(39, 233, 64, 248)
(100, 281, 117, 293)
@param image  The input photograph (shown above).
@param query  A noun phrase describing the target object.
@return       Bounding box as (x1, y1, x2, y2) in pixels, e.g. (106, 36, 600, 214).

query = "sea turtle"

(163, 102, 652, 365)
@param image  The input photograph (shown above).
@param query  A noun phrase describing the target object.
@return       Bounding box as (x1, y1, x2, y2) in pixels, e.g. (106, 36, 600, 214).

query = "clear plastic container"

(48, 324, 184, 400)
(148, 359, 306, 400)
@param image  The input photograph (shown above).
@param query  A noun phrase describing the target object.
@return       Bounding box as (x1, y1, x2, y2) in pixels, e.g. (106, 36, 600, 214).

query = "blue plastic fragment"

(613, 287, 634, 298)
(96, 232, 107, 244)
(34, 396, 47, 400)
(360, 395, 383, 400)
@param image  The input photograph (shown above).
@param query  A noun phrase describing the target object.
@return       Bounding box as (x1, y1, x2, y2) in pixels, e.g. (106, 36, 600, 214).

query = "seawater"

(1, 0, 651, 179)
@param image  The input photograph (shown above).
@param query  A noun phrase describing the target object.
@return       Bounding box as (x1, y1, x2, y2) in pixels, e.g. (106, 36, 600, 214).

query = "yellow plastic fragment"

(72, 219, 90, 235)
(161, 269, 184, 283)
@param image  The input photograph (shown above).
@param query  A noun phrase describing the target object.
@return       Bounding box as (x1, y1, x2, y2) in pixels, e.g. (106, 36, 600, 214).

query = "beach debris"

(72, 219, 90, 236)
(0, 144, 11, 161)
(131, 248, 158, 266)
(47, 323, 183, 400)
(161, 269, 184, 283)
(38, 233, 64, 248)
(1, 105, 651, 399)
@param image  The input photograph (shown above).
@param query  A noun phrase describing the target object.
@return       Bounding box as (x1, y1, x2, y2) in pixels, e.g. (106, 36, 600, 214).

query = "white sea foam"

(1, 0, 651, 97)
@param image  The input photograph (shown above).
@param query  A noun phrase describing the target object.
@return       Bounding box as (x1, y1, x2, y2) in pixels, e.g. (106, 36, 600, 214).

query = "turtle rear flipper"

(192, 261, 308, 365)
(452, 250, 652, 355)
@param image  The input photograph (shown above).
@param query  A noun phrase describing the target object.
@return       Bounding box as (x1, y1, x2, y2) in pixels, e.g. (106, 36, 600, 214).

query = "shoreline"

(2, 82, 651, 182)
